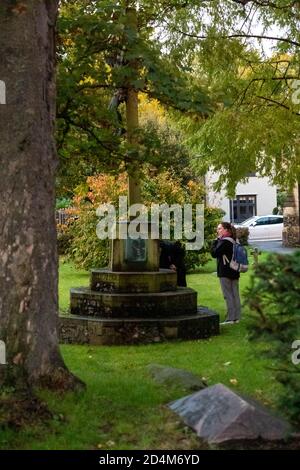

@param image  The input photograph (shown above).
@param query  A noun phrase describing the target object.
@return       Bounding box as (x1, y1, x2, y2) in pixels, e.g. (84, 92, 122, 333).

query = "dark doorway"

(230, 195, 257, 223)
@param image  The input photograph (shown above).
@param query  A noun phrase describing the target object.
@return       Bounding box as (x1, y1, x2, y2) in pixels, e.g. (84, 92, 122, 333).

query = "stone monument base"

(59, 306, 219, 346)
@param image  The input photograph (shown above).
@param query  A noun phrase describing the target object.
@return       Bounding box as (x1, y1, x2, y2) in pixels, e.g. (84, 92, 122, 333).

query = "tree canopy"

(159, 0, 300, 194)
(56, 0, 210, 195)
(56, 0, 300, 196)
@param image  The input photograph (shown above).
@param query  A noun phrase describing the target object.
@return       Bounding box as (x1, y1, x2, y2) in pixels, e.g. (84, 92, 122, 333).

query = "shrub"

(236, 226, 249, 245)
(185, 251, 211, 272)
(68, 207, 109, 270)
(244, 252, 300, 424)
(56, 197, 72, 210)
(57, 224, 74, 256)
(274, 190, 288, 215)
(56, 207, 79, 255)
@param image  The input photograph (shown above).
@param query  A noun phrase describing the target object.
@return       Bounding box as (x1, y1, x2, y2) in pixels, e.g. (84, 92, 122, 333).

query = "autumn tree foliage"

(56, 1, 300, 198)
(64, 169, 222, 271)
(56, 0, 211, 196)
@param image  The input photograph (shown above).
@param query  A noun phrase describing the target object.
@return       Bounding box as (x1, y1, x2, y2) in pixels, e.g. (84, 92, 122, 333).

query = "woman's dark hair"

(220, 222, 237, 240)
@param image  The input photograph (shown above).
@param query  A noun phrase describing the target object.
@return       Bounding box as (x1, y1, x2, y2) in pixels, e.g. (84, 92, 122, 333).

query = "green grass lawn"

(1, 253, 283, 450)
(58, 259, 89, 314)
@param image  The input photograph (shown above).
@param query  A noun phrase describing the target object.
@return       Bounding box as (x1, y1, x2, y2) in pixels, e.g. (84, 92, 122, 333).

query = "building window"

(230, 195, 257, 223)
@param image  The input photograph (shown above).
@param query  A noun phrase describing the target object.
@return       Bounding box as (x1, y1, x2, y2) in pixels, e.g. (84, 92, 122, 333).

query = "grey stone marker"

(169, 383, 291, 444)
(147, 364, 207, 391)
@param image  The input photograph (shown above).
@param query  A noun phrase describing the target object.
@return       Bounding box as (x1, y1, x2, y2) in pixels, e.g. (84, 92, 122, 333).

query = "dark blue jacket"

(211, 238, 240, 279)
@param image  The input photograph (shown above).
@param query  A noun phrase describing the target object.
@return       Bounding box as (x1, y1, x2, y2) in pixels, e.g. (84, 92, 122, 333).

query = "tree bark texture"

(283, 184, 300, 247)
(0, 0, 82, 389)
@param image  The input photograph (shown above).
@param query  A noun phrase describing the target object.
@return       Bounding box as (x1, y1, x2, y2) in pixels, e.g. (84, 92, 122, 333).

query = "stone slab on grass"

(169, 383, 291, 444)
(147, 364, 207, 391)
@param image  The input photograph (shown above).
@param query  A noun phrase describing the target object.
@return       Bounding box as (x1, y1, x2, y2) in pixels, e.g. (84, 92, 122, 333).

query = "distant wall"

(206, 173, 277, 221)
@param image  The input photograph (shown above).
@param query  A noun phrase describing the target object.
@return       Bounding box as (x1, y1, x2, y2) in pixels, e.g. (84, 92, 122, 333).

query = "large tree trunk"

(0, 0, 82, 390)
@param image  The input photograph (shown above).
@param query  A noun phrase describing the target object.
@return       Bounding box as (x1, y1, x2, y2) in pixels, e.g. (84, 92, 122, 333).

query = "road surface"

(248, 240, 299, 255)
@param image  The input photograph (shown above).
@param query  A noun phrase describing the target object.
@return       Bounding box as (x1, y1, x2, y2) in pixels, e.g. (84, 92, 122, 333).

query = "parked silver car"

(235, 215, 283, 241)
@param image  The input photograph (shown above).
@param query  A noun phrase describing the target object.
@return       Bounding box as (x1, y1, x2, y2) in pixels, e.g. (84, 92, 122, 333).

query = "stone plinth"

(66, 221, 221, 344)
(59, 306, 219, 345)
(90, 269, 177, 293)
(110, 221, 160, 272)
(70, 286, 197, 318)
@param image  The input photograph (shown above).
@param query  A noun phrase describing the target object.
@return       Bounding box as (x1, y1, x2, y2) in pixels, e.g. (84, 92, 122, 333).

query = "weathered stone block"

(59, 307, 219, 345)
(148, 364, 207, 391)
(163, 327, 178, 339)
(70, 287, 197, 318)
(110, 222, 160, 272)
(169, 383, 291, 444)
(90, 269, 177, 293)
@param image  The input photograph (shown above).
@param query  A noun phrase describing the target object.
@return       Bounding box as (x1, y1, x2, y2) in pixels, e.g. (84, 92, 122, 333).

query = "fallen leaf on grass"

(106, 440, 115, 447)
(230, 378, 238, 385)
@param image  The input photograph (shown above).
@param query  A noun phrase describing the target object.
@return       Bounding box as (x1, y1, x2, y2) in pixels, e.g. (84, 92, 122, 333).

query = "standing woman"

(211, 222, 241, 324)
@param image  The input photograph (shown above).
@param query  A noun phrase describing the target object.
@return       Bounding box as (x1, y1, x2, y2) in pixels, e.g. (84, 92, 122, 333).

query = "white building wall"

(206, 173, 277, 222)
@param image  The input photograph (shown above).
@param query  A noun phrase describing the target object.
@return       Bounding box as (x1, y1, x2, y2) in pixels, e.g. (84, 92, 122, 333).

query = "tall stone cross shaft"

(126, 86, 141, 207)
(126, 7, 141, 208)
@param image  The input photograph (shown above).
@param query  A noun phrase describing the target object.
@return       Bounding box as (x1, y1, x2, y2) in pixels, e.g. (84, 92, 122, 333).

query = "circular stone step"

(70, 286, 197, 318)
(59, 306, 220, 345)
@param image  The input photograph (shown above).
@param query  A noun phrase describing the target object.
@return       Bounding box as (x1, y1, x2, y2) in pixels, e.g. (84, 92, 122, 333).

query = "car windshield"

(239, 216, 257, 226)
